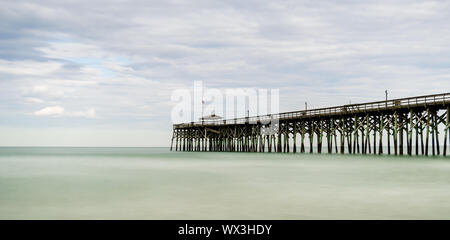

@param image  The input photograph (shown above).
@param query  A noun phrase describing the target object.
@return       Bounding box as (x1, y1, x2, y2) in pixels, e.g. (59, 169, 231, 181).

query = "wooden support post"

(347, 120, 352, 154)
(432, 112, 435, 156)
(182, 131, 186, 151)
(259, 134, 263, 152)
(185, 132, 188, 151)
(277, 125, 282, 153)
(272, 134, 275, 152)
(251, 135, 254, 152)
(196, 136, 200, 152)
(425, 109, 430, 156)
(251, 135, 255, 152)
(318, 120, 323, 154)
(330, 121, 334, 154)
(180, 132, 183, 151)
(268, 134, 272, 152)
(399, 113, 404, 155)
(268, 135, 272, 152)
(379, 114, 383, 155)
(394, 112, 398, 155)
(341, 119, 345, 154)
(261, 134, 265, 152)
(293, 123, 297, 153)
(372, 117, 376, 154)
(175, 131, 179, 151)
(435, 113, 440, 156)
(286, 124, 290, 153)
(253, 135, 257, 153)
(188, 132, 191, 151)
(203, 129, 206, 151)
(191, 132, 194, 151)
(265, 135, 269, 152)
(445, 106, 449, 157)
(415, 113, 419, 156)
(405, 115, 409, 155)
(309, 125, 314, 153)
(216, 137, 219, 152)
(301, 122, 305, 153)
(353, 116, 358, 154)
(202, 135, 205, 152)
(180, 131, 183, 151)
(387, 116, 391, 155)
(208, 137, 211, 151)
(367, 117, 371, 154)
(195, 136, 198, 151)
(420, 123, 424, 155)
(326, 120, 331, 154)
(184, 132, 187, 152)
(360, 128, 364, 154)
(259, 134, 262, 152)
(263, 135, 267, 152)
(261, 134, 264, 152)
(408, 110, 413, 156)
(286, 133, 290, 153)
(193, 133, 195, 151)
(366, 118, 369, 154)
(247, 135, 250, 152)
(273, 134, 277, 152)
(334, 122, 338, 153)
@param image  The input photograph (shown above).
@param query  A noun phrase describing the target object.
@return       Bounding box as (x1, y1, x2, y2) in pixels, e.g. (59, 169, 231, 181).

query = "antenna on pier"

(385, 90, 388, 107)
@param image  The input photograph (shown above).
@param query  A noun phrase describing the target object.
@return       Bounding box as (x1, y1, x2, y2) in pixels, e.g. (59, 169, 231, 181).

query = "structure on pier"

(171, 93, 450, 156)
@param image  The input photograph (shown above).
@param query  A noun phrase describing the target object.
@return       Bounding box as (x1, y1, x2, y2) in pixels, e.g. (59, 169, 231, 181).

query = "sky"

(1, 0, 450, 146)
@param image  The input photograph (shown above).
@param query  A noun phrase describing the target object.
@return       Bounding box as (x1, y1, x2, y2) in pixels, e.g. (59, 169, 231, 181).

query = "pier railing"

(174, 92, 450, 128)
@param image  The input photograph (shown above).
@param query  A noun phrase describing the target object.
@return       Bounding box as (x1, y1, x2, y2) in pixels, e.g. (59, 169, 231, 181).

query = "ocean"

(0, 147, 449, 219)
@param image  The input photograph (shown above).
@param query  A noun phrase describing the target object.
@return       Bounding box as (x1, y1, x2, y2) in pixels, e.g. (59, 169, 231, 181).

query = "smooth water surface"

(0, 147, 449, 219)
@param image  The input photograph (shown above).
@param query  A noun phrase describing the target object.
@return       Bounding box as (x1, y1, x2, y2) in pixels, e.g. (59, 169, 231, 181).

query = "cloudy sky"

(1, 0, 450, 146)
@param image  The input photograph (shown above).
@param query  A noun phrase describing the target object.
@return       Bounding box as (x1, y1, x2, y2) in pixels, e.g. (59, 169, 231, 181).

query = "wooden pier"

(171, 93, 450, 156)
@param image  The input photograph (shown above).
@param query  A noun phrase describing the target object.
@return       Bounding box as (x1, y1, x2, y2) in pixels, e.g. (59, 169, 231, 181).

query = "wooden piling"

(379, 114, 383, 155)
(293, 122, 297, 153)
(425, 109, 430, 156)
(445, 106, 449, 156)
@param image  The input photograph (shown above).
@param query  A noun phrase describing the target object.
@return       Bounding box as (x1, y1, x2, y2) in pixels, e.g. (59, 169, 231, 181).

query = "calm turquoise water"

(0, 147, 450, 219)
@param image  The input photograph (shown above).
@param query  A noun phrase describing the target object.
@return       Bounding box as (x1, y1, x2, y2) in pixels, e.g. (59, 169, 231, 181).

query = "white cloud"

(36, 42, 105, 60)
(0, 60, 62, 76)
(25, 85, 66, 99)
(34, 106, 65, 116)
(34, 106, 95, 118)
(26, 97, 44, 104)
(31, 85, 49, 94)
(67, 108, 96, 118)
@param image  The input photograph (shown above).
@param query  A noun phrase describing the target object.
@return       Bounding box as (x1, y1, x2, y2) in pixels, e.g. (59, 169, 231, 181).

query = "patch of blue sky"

(68, 57, 115, 77)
